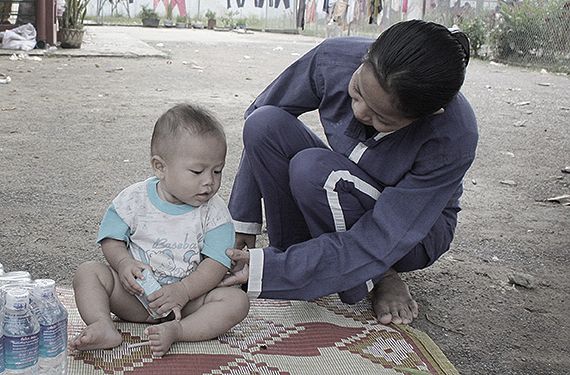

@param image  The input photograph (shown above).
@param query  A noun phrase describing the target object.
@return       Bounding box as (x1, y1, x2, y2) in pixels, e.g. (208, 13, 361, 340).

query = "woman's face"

(348, 63, 416, 133)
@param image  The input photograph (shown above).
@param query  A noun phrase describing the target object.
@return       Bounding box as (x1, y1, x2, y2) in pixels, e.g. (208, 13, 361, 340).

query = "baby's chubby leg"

(145, 287, 249, 357)
(70, 261, 152, 351)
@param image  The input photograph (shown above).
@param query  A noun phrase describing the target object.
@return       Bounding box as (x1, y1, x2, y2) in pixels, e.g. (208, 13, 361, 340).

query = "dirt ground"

(0, 27, 568, 375)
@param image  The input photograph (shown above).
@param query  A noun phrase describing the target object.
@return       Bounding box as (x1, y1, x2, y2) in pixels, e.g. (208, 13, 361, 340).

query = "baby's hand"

(116, 258, 148, 296)
(147, 282, 188, 321)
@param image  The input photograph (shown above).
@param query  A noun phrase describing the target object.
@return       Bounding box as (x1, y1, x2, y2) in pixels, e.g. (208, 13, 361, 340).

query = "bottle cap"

(5, 288, 29, 310)
(33, 279, 56, 298)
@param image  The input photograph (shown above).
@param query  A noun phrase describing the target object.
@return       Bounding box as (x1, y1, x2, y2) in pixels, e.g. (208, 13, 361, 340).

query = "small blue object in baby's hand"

(135, 268, 170, 319)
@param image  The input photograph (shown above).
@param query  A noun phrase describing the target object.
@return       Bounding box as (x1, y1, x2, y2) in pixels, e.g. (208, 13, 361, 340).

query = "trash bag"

(1, 23, 37, 51)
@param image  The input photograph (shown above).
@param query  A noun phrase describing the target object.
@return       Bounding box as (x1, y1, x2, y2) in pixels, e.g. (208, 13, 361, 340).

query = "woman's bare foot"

(69, 320, 122, 351)
(144, 320, 182, 357)
(372, 270, 418, 325)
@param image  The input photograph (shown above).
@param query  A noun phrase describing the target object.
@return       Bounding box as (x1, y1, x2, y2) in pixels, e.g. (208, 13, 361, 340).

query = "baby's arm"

(180, 258, 228, 299)
(100, 238, 148, 296)
(147, 258, 228, 319)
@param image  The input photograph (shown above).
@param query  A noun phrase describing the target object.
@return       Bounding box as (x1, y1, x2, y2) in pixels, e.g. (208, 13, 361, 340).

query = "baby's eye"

(214, 170, 223, 175)
(190, 169, 203, 174)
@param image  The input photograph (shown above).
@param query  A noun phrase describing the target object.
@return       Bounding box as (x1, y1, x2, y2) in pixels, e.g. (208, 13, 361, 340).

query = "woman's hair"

(364, 20, 470, 119)
(151, 103, 226, 159)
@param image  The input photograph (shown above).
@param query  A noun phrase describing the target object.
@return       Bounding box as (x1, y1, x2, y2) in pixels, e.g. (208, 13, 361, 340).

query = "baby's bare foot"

(69, 320, 122, 351)
(372, 270, 418, 325)
(144, 320, 182, 357)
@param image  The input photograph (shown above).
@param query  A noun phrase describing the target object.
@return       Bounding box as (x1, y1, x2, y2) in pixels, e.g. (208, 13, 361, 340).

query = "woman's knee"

(243, 106, 294, 147)
(392, 245, 431, 272)
(289, 148, 335, 199)
(394, 209, 457, 272)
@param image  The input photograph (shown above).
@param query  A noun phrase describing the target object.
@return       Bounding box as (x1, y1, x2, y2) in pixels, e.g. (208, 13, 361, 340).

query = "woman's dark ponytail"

(449, 27, 471, 67)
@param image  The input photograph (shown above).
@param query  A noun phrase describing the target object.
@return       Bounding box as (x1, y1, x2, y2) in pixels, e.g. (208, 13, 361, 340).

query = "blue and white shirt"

(98, 177, 234, 285)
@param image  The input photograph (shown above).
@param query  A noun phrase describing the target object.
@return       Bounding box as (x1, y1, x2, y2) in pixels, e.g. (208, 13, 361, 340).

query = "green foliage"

(61, 0, 89, 29)
(176, 15, 187, 23)
(242, 15, 261, 28)
(421, 0, 569, 72)
(235, 17, 247, 27)
(205, 9, 216, 20)
(139, 5, 159, 20)
(490, 0, 545, 59)
(220, 10, 240, 28)
(489, 0, 569, 64)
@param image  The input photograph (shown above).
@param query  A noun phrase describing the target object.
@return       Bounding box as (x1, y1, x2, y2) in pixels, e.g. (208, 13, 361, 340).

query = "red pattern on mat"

(127, 355, 288, 375)
(255, 323, 364, 356)
(59, 288, 457, 375)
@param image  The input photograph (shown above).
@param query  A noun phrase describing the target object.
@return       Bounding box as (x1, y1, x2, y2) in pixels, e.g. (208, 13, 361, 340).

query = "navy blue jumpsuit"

(228, 36, 478, 303)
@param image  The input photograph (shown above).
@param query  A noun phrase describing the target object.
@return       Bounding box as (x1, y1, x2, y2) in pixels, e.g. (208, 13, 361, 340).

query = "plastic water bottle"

(30, 280, 68, 375)
(135, 268, 170, 319)
(2, 288, 40, 374)
(0, 271, 34, 317)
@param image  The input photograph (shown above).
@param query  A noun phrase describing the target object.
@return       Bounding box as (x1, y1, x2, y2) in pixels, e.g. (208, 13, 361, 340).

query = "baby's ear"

(151, 155, 166, 178)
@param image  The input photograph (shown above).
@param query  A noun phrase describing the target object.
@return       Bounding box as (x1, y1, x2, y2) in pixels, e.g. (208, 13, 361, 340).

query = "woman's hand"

(219, 248, 250, 287)
(235, 233, 256, 250)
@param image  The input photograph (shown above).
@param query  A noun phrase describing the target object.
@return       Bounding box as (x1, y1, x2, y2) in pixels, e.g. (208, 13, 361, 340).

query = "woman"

(220, 20, 478, 325)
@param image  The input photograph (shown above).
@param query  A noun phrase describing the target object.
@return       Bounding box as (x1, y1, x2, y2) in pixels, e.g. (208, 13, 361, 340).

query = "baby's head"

(150, 104, 227, 206)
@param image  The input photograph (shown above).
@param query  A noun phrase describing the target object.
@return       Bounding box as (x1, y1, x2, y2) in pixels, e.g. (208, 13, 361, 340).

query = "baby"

(70, 103, 249, 357)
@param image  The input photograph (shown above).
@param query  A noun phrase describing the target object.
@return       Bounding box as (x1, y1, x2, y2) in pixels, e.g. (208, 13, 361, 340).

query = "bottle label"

(135, 269, 170, 319)
(59, 319, 69, 348)
(4, 333, 40, 370)
(39, 322, 66, 357)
